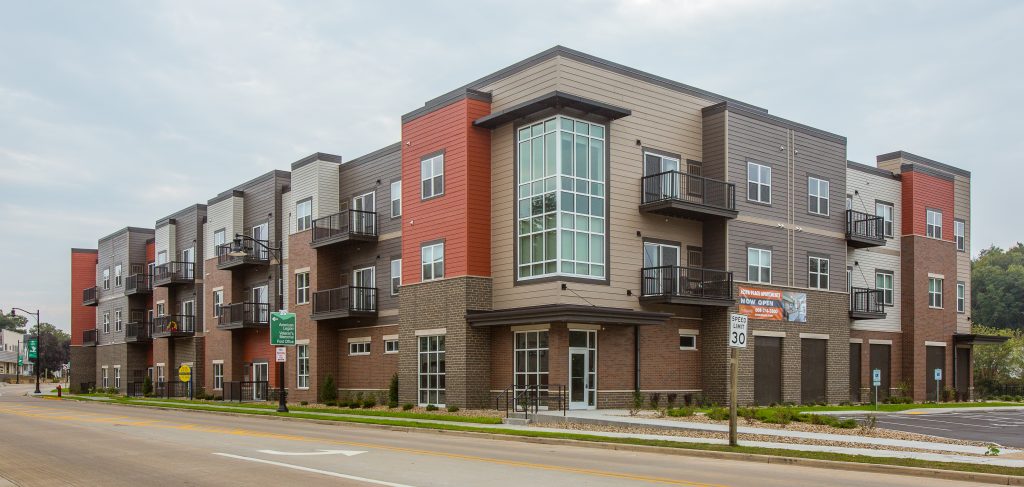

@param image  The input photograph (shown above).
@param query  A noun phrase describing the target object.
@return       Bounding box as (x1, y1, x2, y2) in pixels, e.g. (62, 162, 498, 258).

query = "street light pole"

(16, 339, 20, 384)
(7, 308, 41, 394)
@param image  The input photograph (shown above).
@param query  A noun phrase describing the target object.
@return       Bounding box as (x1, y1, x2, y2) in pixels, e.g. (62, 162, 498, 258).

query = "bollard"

(57, 385, 62, 398)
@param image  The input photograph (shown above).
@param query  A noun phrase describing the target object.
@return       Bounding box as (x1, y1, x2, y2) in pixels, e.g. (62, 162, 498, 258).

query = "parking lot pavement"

(851, 410, 1024, 447)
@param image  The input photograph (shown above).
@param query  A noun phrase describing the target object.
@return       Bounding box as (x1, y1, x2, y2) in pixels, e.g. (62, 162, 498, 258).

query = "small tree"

(320, 374, 337, 404)
(388, 373, 399, 408)
(142, 375, 153, 396)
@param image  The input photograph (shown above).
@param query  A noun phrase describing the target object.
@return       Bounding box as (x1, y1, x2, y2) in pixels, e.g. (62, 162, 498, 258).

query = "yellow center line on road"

(0, 402, 730, 487)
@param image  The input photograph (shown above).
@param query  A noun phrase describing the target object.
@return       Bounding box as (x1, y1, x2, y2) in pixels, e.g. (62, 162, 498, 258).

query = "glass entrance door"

(352, 192, 375, 234)
(352, 267, 375, 311)
(252, 285, 269, 322)
(568, 330, 597, 409)
(252, 223, 269, 260)
(252, 362, 268, 401)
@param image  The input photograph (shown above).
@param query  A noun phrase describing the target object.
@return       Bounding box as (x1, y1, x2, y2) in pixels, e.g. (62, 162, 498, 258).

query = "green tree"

(972, 325, 1024, 384)
(0, 313, 28, 333)
(972, 244, 1024, 330)
(29, 323, 71, 376)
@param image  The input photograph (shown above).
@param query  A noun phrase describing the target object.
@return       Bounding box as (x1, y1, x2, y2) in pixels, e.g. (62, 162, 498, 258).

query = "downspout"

(634, 325, 641, 393)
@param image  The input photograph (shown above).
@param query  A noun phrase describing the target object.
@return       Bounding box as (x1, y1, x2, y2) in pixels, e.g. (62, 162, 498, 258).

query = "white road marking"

(258, 449, 366, 457)
(876, 420, 951, 432)
(213, 453, 415, 487)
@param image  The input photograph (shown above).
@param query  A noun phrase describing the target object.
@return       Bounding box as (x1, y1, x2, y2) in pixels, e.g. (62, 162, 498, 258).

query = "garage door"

(869, 344, 891, 402)
(955, 347, 970, 401)
(926, 345, 946, 401)
(754, 336, 782, 406)
(849, 342, 862, 403)
(802, 339, 827, 404)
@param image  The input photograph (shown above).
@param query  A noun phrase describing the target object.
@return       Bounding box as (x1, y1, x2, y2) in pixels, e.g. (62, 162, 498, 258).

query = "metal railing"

(223, 381, 270, 402)
(846, 210, 885, 241)
(497, 384, 566, 420)
(153, 261, 195, 284)
(312, 286, 378, 316)
(218, 302, 270, 328)
(125, 273, 152, 294)
(126, 381, 147, 397)
(82, 329, 97, 345)
(216, 240, 270, 267)
(850, 287, 885, 314)
(154, 380, 191, 398)
(151, 315, 196, 336)
(640, 266, 734, 300)
(641, 171, 736, 211)
(125, 321, 151, 341)
(311, 209, 378, 245)
(82, 286, 98, 305)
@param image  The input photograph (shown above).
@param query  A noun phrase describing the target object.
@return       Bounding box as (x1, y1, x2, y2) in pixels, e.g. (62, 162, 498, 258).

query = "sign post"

(872, 369, 881, 410)
(178, 364, 192, 400)
(728, 313, 748, 447)
(270, 312, 297, 413)
(934, 368, 942, 403)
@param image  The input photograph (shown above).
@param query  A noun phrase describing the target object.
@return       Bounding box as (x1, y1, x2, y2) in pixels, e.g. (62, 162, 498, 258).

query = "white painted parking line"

(894, 417, 1001, 429)
(258, 449, 366, 457)
(875, 420, 951, 432)
(213, 453, 416, 487)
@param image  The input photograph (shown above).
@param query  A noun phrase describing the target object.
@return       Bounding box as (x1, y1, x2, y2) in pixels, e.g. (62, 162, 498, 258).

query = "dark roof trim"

(291, 152, 342, 171)
(473, 91, 631, 129)
(466, 304, 672, 328)
(156, 203, 207, 227)
(953, 334, 1010, 345)
(703, 101, 846, 145)
(71, 248, 98, 254)
(208, 189, 245, 206)
(403, 45, 764, 124)
(877, 151, 970, 178)
(847, 160, 899, 180)
(344, 141, 403, 168)
(901, 163, 955, 182)
(402, 88, 492, 123)
(208, 169, 290, 206)
(145, 237, 155, 245)
(98, 226, 154, 244)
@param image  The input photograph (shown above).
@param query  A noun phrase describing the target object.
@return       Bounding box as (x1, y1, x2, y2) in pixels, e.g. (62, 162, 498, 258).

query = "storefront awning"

(466, 304, 671, 328)
(953, 333, 1011, 346)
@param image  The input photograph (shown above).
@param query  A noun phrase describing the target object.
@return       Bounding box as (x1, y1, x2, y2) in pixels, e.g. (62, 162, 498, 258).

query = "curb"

(43, 396, 1024, 486)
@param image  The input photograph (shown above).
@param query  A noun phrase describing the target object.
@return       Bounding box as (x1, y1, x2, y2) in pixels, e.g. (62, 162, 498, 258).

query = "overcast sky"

(2, 1, 1021, 331)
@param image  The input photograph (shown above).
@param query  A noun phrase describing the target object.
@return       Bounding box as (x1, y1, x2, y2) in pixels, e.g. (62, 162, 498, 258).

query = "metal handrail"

(640, 266, 733, 300)
(216, 240, 270, 265)
(311, 286, 378, 315)
(82, 329, 97, 345)
(851, 287, 885, 313)
(218, 302, 270, 327)
(125, 321, 151, 340)
(153, 261, 195, 282)
(311, 209, 378, 245)
(847, 209, 885, 240)
(125, 273, 152, 293)
(151, 315, 196, 335)
(82, 287, 97, 304)
(641, 171, 736, 210)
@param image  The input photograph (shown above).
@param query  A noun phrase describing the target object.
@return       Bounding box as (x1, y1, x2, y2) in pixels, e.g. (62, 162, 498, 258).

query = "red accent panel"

(400, 98, 492, 284)
(901, 170, 954, 240)
(70, 250, 97, 345)
(241, 329, 276, 382)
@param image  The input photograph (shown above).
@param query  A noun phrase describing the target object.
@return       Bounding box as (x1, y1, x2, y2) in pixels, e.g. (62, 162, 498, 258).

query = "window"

(516, 116, 606, 280)
(926, 209, 942, 239)
(747, 247, 772, 283)
(295, 272, 310, 305)
(642, 152, 681, 200)
(157, 250, 167, 266)
(114, 264, 123, 287)
(212, 290, 223, 317)
(297, 345, 309, 389)
(875, 271, 894, 306)
(418, 335, 445, 406)
(957, 282, 966, 313)
(102, 367, 108, 389)
(296, 197, 312, 231)
(157, 366, 165, 384)
(954, 220, 965, 251)
(103, 312, 110, 333)
(929, 277, 944, 308)
(349, 341, 371, 355)
(181, 247, 195, 279)
(390, 259, 402, 295)
(114, 367, 120, 389)
(747, 162, 771, 204)
(808, 256, 829, 290)
(807, 177, 829, 216)
(156, 303, 165, 317)
(390, 181, 402, 217)
(514, 330, 549, 396)
(421, 242, 444, 281)
(102, 268, 110, 289)
(213, 363, 223, 390)
(214, 229, 226, 248)
(875, 202, 894, 238)
(679, 333, 697, 350)
(421, 153, 444, 199)
(385, 339, 399, 354)
(114, 309, 123, 332)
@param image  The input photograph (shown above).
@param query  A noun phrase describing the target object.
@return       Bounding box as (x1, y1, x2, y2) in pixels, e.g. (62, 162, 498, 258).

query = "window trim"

(390, 258, 402, 296)
(875, 200, 895, 238)
(956, 281, 966, 314)
(103, 311, 110, 334)
(807, 176, 830, 217)
(421, 241, 445, 282)
(213, 362, 224, 390)
(390, 180, 402, 218)
(296, 197, 313, 232)
(678, 334, 697, 351)
(114, 264, 123, 287)
(746, 161, 772, 205)
(296, 344, 310, 389)
(349, 340, 371, 356)
(420, 150, 445, 200)
(954, 219, 966, 252)
(926, 208, 943, 239)
(875, 270, 895, 306)
(212, 289, 224, 317)
(384, 339, 399, 354)
(418, 334, 446, 406)
(747, 246, 772, 284)
(295, 271, 310, 305)
(114, 309, 123, 332)
(213, 228, 227, 248)
(808, 254, 830, 290)
(928, 277, 944, 309)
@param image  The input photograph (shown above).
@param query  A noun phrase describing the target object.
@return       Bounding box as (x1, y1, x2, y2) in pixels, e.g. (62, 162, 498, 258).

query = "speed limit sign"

(729, 314, 748, 348)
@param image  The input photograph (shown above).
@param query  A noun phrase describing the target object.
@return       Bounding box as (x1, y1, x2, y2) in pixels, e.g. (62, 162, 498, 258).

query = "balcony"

(850, 287, 886, 320)
(216, 241, 270, 270)
(82, 287, 98, 306)
(153, 262, 195, 287)
(310, 210, 378, 249)
(640, 171, 737, 220)
(639, 266, 734, 306)
(846, 210, 886, 248)
(124, 274, 152, 296)
(311, 286, 378, 320)
(217, 302, 270, 330)
(82, 329, 97, 346)
(124, 321, 151, 343)
(151, 315, 196, 338)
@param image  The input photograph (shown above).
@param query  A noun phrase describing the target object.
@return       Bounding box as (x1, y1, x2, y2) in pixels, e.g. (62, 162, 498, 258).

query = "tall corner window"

(875, 271, 894, 306)
(747, 247, 772, 283)
(747, 161, 771, 204)
(421, 153, 444, 199)
(514, 330, 549, 395)
(390, 180, 402, 217)
(296, 197, 312, 232)
(421, 242, 444, 281)
(516, 115, 606, 281)
(807, 177, 830, 216)
(928, 277, 944, 308)
(926, 209, 942, 239)
(297, 344, 309, 389)
(956, 282, 965, 313)
(808, 256, 829, 290)
(954, 220, 965, 251)
(295, 272, 310, 305)
(875, 202, 894, 238)
(418, 334, 446, 406)
(390, 259, 402, 295)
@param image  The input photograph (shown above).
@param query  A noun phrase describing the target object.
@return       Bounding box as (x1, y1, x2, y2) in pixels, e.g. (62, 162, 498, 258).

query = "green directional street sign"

(270, 312, 296, 346)
(18, 355, 23, 366)
(28, 338, 38, 359)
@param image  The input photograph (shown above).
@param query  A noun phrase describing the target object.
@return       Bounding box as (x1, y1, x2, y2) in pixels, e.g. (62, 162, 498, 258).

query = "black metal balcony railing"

(125, 321, 151, 342)
(640, 171, 737, 218)
(311, 286, 378, 319)
(846, 210, 886, 247)
(850, 287, 886, 319)
(124, 274, 152, 295)
(82, 287, 98, 306)
(82, 329, 97, 346)
(153, 262, 195, 286)
(640, 266, 734, 304)
(216, 241, 270, 269)
(310, 210, 378, 248)
(217, 302, 270, 329)
(151, 315, 196, 337)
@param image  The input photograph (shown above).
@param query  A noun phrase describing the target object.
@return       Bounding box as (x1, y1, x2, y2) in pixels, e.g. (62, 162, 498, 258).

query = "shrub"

(425, 404, 439, 411)
(362, 397, 377, 408)
(649, 393, 661, 410)
(943, 386, 957, 402)
(690, 392, 707, 408)
(884, 396, 913, 404)
(349, 399, 361, 409)
(319, 375, 337, 404)
(402, 403, 414, 411)
(705, 407, 729, 421)
(666, 393, 678, 409)
(142, 376, 153, 396)
(325, 400, 337, 407)
(300, 401, 308, 406)
(666, 407, 694, 417)
(629, 390, 643, 416)
(388, 373, 399, 408)
(447, 405, 459, 413)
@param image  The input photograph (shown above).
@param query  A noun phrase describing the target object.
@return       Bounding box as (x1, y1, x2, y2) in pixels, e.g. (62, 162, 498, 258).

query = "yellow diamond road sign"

(178, 364, 192, 382)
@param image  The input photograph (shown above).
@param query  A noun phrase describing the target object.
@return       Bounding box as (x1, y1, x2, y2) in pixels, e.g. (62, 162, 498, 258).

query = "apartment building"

(0, 329, 29, 376)
(69, 46, 986, 407)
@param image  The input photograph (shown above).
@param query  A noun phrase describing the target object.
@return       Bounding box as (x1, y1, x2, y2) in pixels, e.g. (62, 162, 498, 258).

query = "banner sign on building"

(738, 286, 807, 322)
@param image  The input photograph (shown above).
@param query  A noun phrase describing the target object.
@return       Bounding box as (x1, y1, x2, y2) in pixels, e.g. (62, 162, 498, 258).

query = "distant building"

(0, 329, 30, 376)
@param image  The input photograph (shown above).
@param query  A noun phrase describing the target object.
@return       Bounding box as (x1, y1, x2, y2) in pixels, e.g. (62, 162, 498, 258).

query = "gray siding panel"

(793, 232, 847, 291)
(729, 220, 788, 284)
(727, 113, 790, 221)
(792, 131, 847, 232)
(338, 145, 402, 237)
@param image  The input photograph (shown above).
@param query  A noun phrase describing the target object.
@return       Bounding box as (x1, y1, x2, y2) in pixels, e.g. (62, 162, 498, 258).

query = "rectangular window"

(390, 181, 402, 217)
(213, 363, 223, 390)
(349, 341, 371, 355)
(103, 312, 110, 333)
(114, 367, 120, 389)
(954, 220, 965, 251)
(157, 251, 168, 265)
(808, 256, 830, 290)
(114, 309, 123, 332)
(926, 209, 942, 239)
(157, 366, 165, 384)
(156, 303, 165, 317)
(295, 272, 310, 305)
(875, 271, 894, 306)
(212, 290, 223, 317)
(421, 242, 444, 281)
(747, 162, 771, 204)
(418, 335, 446, 406)
(679, 334, 697, 350)
(807, 177, 830, 216)
(876, 202, 894, 238)
(514, 330, 549, 397)
(114, 264, 123, 287)
(297, 345, 309, 389)
(957, 282, 966, 313)
(296, 197, 312, 231)
(102, 268, 110, 289)
(421, 153, 444, 199)
(390, 259, 402, 295)
(516, 115, 606, 281)
(747, 247, 772, 283)
(929, 277, 944, 308)
(102, 367, 108, 388)
(385, 339, 399, 354)
(214, 229, 226, 248)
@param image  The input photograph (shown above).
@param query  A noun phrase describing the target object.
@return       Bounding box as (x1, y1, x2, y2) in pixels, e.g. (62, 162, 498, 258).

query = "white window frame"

(114, 309, 123, 332)
(929, 277, 944, 309)
(384, 339, 399, 354)
(876, 202, 894, 238)
(102, 268, 110, 290)
(296, 197, 312, 232)
(421, 242, 444, 282)
(678, 334, 697, 351)
(103, 312, 110, 333)
(157, 366, 165, 384)
(421, 153, 444, 199)
(747, 161, 771, 204)
(295, 272, 310, 305)
(213, 229, 226, 248)
(418, 334, 445, 406)
(114, 264, 123, 287)
(954, 220, 965, 251)
(114, 366, 120, 389)
(875, 271, 894, 306)
(807, 177, 830, 216)
(514, 330, 549, 397)
(956, 282, 966, 313)
(926, 209, 942, 239)
(349, 340, 371, 356)
(212, 290, 223, 317)
(390, 259, 402, 295)
(101, 367, 109, 388)
(808, 256, 830, 290)
(390, 180, 402, 217)
(747, 247, 772, 283)
(297, 344, 309, 389)
(213, 363, 223, 390)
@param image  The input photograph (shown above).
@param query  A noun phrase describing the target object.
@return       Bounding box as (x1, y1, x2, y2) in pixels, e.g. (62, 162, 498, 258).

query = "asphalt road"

(866, 409, 1024, 448)
(0, 386, 991, 487)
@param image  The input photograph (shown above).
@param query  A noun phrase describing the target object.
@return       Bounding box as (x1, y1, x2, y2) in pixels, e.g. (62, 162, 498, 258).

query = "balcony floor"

(850, 310, 887, 320)
(639, 295, 735, 307)
(639, 200, 737, 220)
(310, 233, 378, 250)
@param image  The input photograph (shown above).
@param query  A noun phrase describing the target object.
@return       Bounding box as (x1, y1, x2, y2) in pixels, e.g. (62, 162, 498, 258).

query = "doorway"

(252, 285, 269, 322)
(252, 362, 268, 401)
(849, 343, 862, 403)
(955, 347, 971, 401)
(568, 330, 596, 410)
(352, 267, 375, 311)
(252, 223, 269, 260)
(926, 346, 946, 401)
(801, 338, 827, 404)
(642, 242, 680, 296)
(870, 344, 891, 402)
(352, 192, 375, 234)
(754, 336, 782, 405)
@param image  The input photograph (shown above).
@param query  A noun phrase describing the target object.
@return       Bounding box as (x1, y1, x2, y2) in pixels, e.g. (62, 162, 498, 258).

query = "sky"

(1, 0, 1022, 332)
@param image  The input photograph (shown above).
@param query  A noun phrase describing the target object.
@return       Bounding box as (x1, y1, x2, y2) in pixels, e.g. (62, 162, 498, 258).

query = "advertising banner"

(738, 286, 807, 322)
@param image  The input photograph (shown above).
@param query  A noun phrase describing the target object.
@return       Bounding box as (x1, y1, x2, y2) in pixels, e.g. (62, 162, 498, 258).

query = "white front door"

(643, 242, 680, 295)
(252, 362, 268, 400)
(181, 247, 195, 278)
(181, 300, 195, 331)
(568, 330, 597, 410)
(352, 267, 375, 311)
(252, 223, 269, 260)
(252, 285, 269, 323)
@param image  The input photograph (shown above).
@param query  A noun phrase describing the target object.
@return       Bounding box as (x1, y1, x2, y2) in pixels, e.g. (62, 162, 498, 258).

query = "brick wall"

(70, 250, 97, 346)
(901, 234, 958, 401)
(70, 346, 96, 392)
(901, 170, 955, 240)
(337, 325, 399, 392)
(849, 330, 904, 401)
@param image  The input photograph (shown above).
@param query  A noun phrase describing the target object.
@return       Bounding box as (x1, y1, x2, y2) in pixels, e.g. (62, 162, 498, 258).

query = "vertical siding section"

(205, 198, 236, 260)
(318, 162, 341, 219)
(70, 249, 98, 345)
(953, 175, 971, 333)
(846, 166, 903, 333)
